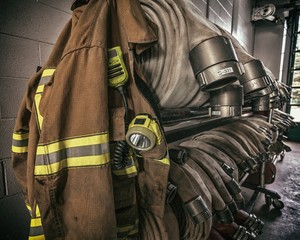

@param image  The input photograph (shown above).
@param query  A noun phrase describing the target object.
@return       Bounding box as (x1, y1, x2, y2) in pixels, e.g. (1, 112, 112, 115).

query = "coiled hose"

(138, 0, 226, 108)
(112, 140, 129, 169)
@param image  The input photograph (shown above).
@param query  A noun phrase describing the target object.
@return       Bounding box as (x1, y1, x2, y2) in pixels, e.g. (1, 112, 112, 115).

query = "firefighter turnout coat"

(12, 0, 170, 239)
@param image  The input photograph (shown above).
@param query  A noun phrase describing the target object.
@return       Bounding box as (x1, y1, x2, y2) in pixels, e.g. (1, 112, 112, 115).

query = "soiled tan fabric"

(12, 0, 169, 239)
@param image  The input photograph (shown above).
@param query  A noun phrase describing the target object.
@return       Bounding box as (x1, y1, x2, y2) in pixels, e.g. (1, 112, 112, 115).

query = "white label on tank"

(212, 111, 221, 115)
(217, 67, 234, 76)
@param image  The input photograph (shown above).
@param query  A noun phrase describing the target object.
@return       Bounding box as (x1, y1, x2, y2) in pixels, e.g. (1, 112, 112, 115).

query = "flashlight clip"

(126, 114, 162, 151)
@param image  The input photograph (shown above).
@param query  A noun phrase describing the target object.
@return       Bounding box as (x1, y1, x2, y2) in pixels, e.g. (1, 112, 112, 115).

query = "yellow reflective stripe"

(128, 228, 138, 236)
(34, 68, 55, 132)
(12, 132, 29, 153)
(30, 217, 42, 227)
(156, 157, 170, 165)
(117, 219, 139, 239)
(149, 120, 162, 145)
(35, 143, 109, 166)
(12, 145, 28, 153)
(36, 134, 109, 155)
(112, 165, 137, 176)
(13, 132, 29, 140)
(34, 93, 44, 131)
(29, 235, 45, 240)
(36, 85, 45, 93)
(117, 219, 139, 233)
(26, 205, 45, 239)
(26, 204, 41, 218)
(26, 204, 32, 214)
(42, 68, 55, 77)
(35, 133, 110, 176)
(36, 206, 41, 217)
(34, 153, 110, 175)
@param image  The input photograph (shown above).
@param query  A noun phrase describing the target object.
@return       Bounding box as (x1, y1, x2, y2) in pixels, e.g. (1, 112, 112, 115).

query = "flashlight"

(126, 114, 162, 151)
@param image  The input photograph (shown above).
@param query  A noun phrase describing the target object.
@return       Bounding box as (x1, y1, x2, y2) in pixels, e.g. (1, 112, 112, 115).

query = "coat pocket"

(137, 143, 170, 218)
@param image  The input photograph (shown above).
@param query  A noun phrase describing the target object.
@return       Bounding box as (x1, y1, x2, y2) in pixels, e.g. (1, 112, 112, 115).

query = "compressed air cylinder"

(209, 84, 244, 117)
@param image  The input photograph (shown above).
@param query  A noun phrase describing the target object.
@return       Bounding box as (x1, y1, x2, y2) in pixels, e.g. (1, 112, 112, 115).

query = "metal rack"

(162, 107, 285, 213)
(162, 107, 253, 143)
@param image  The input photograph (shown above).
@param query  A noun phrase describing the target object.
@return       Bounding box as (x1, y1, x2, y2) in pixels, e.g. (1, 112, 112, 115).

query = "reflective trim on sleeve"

(156, 157, 170, 165)
(12, 132, 29, 153)
(28, 235, 45, 240)
(36, 85, 45, 94)
(34, 133, 110, 176)
(40, 68, 55, 82)
(26, 204, 41, 219)
(128, 228, 139, 237)
(36, 134, 109, 155)
(13, 132, 29, 140)
(117, 218, 139, 240)
(29, 226, 44, 237)
(26, 205, 45, 240)
(34, 68, 55, 132)
(112, 164, 137, 176)
(112, 153, 138, 176)
(30, 217, 42, 227)
(34, 91, 44, 132)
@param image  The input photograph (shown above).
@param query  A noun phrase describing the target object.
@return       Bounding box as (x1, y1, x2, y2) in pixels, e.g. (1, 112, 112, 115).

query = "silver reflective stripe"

(29, 226, 44, 237)
(35, 143, 109, 165)
(39, 75, 52, 85)
(12, 138, 28, 147)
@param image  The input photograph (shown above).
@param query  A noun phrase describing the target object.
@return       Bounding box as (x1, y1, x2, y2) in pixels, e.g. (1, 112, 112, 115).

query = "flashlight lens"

(129, 133, 152, 149)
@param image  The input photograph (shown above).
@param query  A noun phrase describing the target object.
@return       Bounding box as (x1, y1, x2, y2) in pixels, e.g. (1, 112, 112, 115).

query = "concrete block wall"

(0, 0, 72, 239)
(0, 0, 255, 239)
(208, 0, 233, 33)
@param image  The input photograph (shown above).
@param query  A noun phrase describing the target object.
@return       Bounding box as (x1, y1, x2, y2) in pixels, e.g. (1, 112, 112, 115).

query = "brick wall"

(0, 0, 72, 239)
(0, 0, 255, 239)
(191, 0, 255, 53)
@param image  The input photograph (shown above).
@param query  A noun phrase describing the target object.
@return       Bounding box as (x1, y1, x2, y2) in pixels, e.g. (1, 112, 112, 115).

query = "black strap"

(71, 0, 90, 11)
(134, 71, 162, 127)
